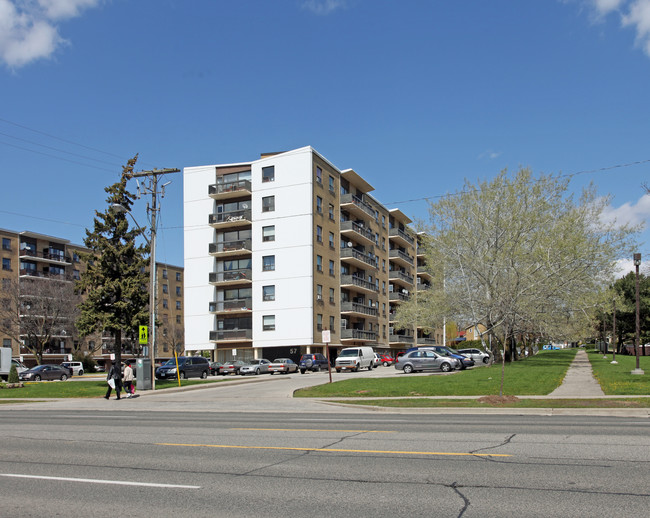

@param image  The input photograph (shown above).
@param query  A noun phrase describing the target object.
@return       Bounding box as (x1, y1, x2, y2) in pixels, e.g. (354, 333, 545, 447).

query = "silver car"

(394, 350, 459, 373)
(239, 359, 271, 375)
(458, 348, 491, 364)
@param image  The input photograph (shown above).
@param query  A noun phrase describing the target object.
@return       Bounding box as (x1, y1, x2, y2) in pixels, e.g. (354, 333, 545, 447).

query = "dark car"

(19, 364, 70, 382)
(155, 356, 210, 380)
(298, 353, 329, 374)
(218, 360, 245, 375)
(209, 361, 223, 376)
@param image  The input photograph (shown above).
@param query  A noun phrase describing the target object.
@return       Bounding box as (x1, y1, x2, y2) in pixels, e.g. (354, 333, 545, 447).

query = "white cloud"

(600, 193, 650, 228)
(301, 0, 348, 16)
(478, 150, 501, 160)
(0, 0, 100, 68)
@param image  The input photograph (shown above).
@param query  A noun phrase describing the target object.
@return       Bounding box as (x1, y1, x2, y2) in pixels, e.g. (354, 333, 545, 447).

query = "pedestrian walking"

(104, 361, 122, 400)
(123, 362, 134, 398)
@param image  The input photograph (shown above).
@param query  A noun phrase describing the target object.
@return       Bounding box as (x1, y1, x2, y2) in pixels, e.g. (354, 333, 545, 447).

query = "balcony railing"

(389, 292, 410, 302)
(389, 227, 415, 246)
(417, 337, 436, 345)
(209, 239, 252, 255)
(389, 270, 414, 285)
(340, 274, 379, 293)
(208, 180, 251, 196)
(340, 247, 377, 268)
(389, 249, 414, 266)
(209, 269, 252, 283)
(209, 329, 252, 341)
(209, 298, 252, 312)
(341, 301, 378, 317)
(340, 193, 376, 219)
(19, 269, 71, 281)
(389, 333, 414, 343)
(341, 328, 377, 341)
(340, 220, 375, 243)
(19, 249, 71, 263)
(209, 209, 252, 226)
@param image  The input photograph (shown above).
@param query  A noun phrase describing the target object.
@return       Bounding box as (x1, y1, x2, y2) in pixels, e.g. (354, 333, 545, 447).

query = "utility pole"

(124, 168, 180, 389)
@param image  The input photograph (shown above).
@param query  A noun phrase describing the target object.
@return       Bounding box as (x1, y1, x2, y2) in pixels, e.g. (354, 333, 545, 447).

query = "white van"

(335, 346, 375, 372)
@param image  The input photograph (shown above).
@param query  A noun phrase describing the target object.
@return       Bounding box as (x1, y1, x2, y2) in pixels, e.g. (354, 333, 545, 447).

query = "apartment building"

(0, 228, 183, 362)
(183, 146, 436, 364)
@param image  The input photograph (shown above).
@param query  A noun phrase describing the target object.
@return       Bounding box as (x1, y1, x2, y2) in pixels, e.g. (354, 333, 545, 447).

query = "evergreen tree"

(76, 156, 150, 371)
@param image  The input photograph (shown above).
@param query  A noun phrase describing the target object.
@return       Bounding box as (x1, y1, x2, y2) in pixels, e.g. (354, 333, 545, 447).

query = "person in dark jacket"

(104, 362, 122, 400)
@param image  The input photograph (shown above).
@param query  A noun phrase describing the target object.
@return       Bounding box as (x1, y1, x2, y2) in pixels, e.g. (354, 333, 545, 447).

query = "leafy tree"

(396, 168, 639, 370)
(0, 277, 81, 364)
(76, 156, 150, 372)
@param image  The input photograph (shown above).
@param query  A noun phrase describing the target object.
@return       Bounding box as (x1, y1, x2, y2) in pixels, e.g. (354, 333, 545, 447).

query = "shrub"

(8, 364, 19, 384)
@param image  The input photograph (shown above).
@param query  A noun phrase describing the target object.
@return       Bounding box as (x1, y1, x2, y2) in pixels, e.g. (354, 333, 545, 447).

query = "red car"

(379, 354, 394, 366)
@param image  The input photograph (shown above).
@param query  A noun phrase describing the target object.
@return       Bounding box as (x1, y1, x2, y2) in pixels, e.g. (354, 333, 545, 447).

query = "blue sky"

(1, 0, 650, 273)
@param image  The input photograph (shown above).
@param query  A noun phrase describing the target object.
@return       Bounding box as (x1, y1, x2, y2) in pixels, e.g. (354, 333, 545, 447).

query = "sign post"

(322, 329, 332, 383)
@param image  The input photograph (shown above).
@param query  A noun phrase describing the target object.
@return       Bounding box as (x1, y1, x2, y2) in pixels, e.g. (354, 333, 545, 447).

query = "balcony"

(417, 337, 437, 345)
(389, 227, 415, 247)
(208, 209, 252, 229)
(209, 329, 252, 342)
(208, 180, 252, 200)
(209, 298, 252, 314)
(389, 291, 410, 303)
(340, 220, 375, 247)
(417, 265, 432, 280)
(341, 301, 379, 318)
(340, 247, 377, 269)
(340, 193, 376, 220)
(209, 269, 252, 285)
(389, 270, 414, 287)
(389, 333, 415, 344)
(19, 269, 71, 282)
(209, 239, 252, 257)
(389, 248, 414, 267)
(19, 249, 71, 265)
(340, 274, 379, 294)
(341, 328, 377, 342)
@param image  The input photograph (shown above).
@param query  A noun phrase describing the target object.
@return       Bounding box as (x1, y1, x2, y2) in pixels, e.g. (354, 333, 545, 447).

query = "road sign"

(322, 330, 331, 343)
(139, 325, 148, 345)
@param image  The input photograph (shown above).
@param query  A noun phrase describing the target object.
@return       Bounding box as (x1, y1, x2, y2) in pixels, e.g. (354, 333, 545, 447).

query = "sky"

(1, 0, 650, 275)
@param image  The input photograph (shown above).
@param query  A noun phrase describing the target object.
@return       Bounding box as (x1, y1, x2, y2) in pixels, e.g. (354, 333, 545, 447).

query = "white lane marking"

(0, 473, 200, 489)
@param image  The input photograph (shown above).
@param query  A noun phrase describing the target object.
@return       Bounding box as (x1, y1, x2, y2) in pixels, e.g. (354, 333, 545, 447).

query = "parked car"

(155, 356, 210, 380)
(407, 345, 474, 370)
(19, 364, 71, 381)
(446, 347, 475, 369)
(298, 353, 329, 374)
(268, 358, 298, 374)
(458, 348, 491, 364)
(379, 354, 394, 366)
(335, 346, 375, 372)
(239, 359, 271, 375)
(373, 353, 382, 368)
(394, 350, 459, 374)
(61, 361, 83, 376)
(209, 361, 223, 376)
(218, 360, 245, 376)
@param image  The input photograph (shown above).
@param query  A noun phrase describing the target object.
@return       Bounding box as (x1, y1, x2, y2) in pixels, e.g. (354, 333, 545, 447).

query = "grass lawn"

(295, 348, 578, 398)
(330, 398, 650, 408)
(588, 350, 650, 395)
(0, 377, 222, 398)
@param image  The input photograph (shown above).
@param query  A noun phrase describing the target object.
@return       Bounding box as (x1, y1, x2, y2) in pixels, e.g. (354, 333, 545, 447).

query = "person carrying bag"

(104, 362, 122, 400)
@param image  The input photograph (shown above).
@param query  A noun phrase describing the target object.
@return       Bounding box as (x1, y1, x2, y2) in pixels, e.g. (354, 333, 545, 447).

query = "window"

(382, 215, 386, 228)
(176, 286, 181, 296)
(262, 255, 275, 271)
(176, 272, 181, 281)
(316, 255, 322, 272)
(176, 315, 181, 324)
(316, 196, 322, 213)
(263, 285, 275, 301)
(316, 284, 323, 301)
(162, 284, 169, 294)
(329, 232, 335, 249)
(2, 258, 10, 271)
(162, 299, 168, 309)
(328, 203, 334, 220)
(2, 238, 11, 251)
(262, 225, 275, 242)
(382, 237, 386, 250)
(262, 165, 275, 183)
(3, 338, 11, 347)
(316, 166, 322, 184)
(329, 287, 335, 304)
(72, 269, 80, 280)
(316, 314, 323, 331)
(262, 196, 275, 212)
(330, 316, 335, 332)
(316, 225, 323, 243)
(263, 315, 275, 331)
(329, 260, 335, 276)
(329, 175, 335, 193)
(73, 252, 80, 262)
(162, 269, 168, 279)
(176, 301, 181, 310)
(382, 259, 386, 272)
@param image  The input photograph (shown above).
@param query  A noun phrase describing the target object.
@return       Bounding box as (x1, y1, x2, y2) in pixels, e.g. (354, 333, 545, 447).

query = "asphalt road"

(1, 409, 648, 517)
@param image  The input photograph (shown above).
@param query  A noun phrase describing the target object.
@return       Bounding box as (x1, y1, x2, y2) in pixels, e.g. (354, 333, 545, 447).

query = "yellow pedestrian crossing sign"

(139, 326, 148, 345)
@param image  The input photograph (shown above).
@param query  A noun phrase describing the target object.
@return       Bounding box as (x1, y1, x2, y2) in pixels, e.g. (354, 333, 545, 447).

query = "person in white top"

(123, 363, 134, 398)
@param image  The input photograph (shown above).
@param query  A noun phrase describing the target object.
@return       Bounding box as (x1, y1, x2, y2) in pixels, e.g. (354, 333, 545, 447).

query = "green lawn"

(295, 349, 578, 398)
(0, 378, 222, 398)
(588, 350, 650, 395)
(330, 398, 650, 408)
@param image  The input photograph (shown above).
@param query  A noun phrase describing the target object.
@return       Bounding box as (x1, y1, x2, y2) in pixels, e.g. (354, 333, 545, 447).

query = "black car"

(19, 364, 70, 381)
(155, 356, 210, 380)
(298, 353, 329, 374)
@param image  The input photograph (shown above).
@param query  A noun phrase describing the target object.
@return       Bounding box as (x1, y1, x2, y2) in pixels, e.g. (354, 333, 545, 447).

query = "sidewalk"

(547, 348, 605, 398)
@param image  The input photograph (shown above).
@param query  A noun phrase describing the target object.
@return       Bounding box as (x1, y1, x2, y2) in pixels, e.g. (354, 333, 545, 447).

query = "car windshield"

(339, 349, 359, 356)
(163, 359, 177, 366)
(448, 348, 461, 354)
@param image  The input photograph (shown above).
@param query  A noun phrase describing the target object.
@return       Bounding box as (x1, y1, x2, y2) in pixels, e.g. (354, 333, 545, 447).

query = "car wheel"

(483, 357, 489, 364)
(368, 364, 373, 371)
(383, 361, 388, 367)
(34, 375, 41, 381)
(300, 369, 305, 374)
(255, 368, 260, 375)
(440, 362, 451, 372)
(60, 374, 68, 381)
(78, 370, 84, 376)
(403, 364, 413, 374)
(180, 372, 186, 380)
(201, 370, 208, 379)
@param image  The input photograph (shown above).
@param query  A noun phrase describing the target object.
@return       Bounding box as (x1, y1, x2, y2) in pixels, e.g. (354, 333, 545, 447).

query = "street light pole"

(632, 253, 644, 375)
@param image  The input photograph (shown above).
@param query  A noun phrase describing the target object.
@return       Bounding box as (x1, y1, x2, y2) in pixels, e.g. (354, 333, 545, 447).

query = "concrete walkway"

(548, 348, 605, 397)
